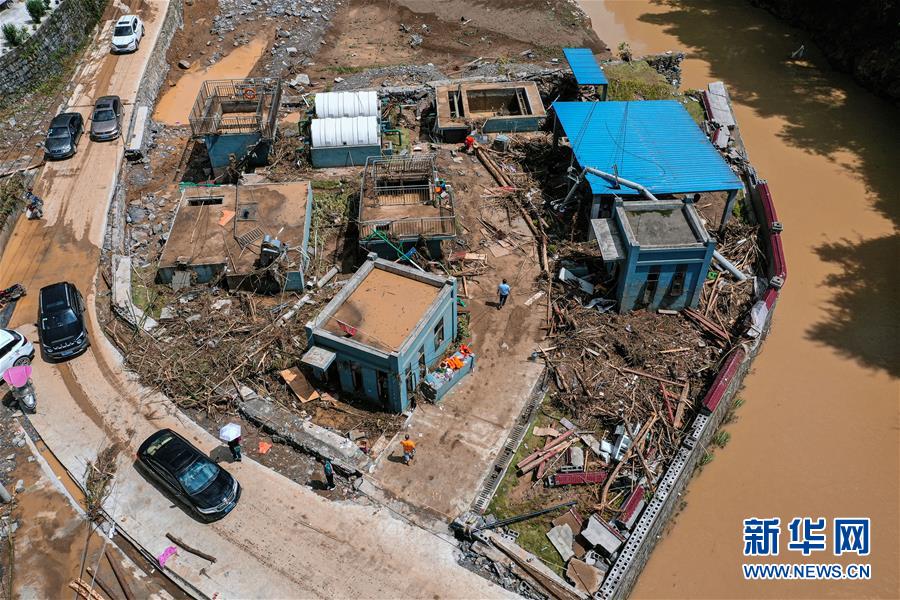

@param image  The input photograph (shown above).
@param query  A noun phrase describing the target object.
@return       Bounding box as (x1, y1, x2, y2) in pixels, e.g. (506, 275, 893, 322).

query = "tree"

(2, 23, 29, 47)
(26, 0, 47, 23)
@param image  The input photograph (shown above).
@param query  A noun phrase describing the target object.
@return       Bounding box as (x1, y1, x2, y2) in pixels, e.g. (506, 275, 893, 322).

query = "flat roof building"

(157, 182, 313, 292)
(591, 198, 714, 312)
(304, 255, 469, 413)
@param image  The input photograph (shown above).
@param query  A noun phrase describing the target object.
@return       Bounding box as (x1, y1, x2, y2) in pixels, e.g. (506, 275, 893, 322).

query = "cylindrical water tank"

(314, 91, 379, 118)
(311, 117, 380, 148)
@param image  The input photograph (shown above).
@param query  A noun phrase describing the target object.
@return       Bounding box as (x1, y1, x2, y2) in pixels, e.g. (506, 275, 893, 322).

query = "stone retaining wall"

(0, 0, 106, 96)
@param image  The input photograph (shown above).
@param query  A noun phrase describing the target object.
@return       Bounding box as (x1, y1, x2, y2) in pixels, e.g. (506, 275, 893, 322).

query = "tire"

(13, 356, 30, 366)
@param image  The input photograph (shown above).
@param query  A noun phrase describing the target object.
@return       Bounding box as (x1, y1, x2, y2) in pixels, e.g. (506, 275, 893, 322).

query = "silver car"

(90, 96, 123, 141)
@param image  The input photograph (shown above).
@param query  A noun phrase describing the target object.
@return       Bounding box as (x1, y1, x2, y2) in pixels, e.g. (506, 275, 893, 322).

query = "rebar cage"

(189, 78, 282, 139)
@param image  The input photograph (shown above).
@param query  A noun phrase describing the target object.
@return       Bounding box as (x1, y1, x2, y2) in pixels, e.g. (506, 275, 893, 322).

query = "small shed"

(563, 48, 608, 100)
(315, 91, 380, 118)
(552, 100, 744, 220)
(310, 116, 382, 167)
(304, 254, 467, 413)
(590, 197, 714, 312)
(433, 81, 546, 142)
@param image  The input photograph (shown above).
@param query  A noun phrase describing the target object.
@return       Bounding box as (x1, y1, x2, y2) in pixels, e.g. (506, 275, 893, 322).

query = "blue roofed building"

(552, 100, 744, 221)
(563, 48, 608, 100)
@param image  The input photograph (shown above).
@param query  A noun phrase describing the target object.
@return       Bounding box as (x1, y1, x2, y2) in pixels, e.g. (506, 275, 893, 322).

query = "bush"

(2, 23, 29, 47)
(26, 0, 47, 23)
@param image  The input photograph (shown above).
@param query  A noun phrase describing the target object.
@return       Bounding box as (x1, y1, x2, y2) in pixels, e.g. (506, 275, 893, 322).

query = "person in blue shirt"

(323, 459, 335, 489)
(497, 279, 510, 309)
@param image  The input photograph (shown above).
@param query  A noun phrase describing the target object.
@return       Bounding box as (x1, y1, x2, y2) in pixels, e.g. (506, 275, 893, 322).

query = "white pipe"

(713, 250, 747, 281)
(561, 166, 660, 207)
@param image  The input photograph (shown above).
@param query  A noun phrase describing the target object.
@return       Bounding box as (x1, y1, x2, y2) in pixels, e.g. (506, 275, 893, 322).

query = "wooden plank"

(105, 550, 135, 600)
(280, 367, 320, 403)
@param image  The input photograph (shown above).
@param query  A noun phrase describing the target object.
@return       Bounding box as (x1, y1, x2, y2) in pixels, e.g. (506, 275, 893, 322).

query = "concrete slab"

(239, 396, 371, 474)
(547, 523, 575, 562)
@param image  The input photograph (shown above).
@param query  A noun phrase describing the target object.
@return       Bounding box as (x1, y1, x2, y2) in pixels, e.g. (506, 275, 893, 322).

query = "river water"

(578, 1, 899, 598)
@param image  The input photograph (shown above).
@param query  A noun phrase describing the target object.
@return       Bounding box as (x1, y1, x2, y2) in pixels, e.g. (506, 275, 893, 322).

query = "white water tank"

(311, 116, 380, 148)
(315, 91, 379, 118)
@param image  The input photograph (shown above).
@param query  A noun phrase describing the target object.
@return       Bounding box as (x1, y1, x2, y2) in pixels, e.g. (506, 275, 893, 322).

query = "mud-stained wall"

(0, 0, 107, 97)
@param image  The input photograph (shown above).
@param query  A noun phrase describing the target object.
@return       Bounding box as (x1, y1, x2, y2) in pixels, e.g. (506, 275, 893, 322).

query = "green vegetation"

(311, 179, 352, 231)
(617, 41, 633, 62)
(604, 60, 674, 101)
(131, 266, 171, 319)
(26, 0, 47, 23)
(699, 450, 714, 466)
(0, 175, 26, 232)
(713, 430, 731, 448)
(2, 23, 29, 47)
(486, 411, 567, 576)
(330, 65, 368, 75)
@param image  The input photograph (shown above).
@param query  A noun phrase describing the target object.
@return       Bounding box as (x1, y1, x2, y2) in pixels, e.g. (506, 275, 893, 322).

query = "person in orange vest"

(464, 134, 475, 154)
(400, 434, 417, 466)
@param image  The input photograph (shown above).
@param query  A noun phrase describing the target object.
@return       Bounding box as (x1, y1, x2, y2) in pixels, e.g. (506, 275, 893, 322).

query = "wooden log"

(104, 550, 135, 600)
(86, 567, 122, 600)
(516, 430, 575, 470)
(166, 533, 217, 563)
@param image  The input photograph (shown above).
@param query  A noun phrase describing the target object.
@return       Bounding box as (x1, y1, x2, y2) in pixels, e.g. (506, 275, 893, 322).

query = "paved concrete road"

(0, 3, 507, 597)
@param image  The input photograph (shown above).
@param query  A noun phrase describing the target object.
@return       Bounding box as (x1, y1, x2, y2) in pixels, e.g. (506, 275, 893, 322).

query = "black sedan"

(137, 429, 241, 522)
(37, 281, 89, 361)
(44, 112, 84, 160)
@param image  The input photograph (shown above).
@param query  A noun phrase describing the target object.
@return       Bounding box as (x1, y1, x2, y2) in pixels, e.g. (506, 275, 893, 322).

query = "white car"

(0, 329, 34, 377)
(110, 14, 144, 54)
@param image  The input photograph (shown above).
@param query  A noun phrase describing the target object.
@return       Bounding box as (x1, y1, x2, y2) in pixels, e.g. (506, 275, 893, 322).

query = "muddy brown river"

(579, 1, 899, 598)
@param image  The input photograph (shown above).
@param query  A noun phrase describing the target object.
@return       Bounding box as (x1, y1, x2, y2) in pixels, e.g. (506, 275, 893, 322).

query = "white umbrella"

(218, 423, 241, 442)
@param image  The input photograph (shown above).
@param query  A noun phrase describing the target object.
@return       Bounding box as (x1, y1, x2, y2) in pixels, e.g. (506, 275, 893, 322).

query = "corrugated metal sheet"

(553, 100, 743, 196)
(562, 48, 608, 85)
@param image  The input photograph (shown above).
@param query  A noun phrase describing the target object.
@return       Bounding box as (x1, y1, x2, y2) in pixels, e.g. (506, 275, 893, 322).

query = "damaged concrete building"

(156, 182, 313, 292)
(303, 254, 470, 413)
(433, 81, 546, 142)
(590, 198, 714, 311)
(357, 155, 457, 260)
(189, 78, 282, 176)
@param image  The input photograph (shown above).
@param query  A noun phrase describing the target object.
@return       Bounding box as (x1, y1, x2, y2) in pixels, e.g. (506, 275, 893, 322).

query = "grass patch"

(0, 175, 26, 231)
(311, 180, 353, 231)
(712, 430, 731, 448)
(604, 60, 674, 101)
(330, 65, 368, 75)
(131, 266, 171, 319)
(485, 411, 568, 576)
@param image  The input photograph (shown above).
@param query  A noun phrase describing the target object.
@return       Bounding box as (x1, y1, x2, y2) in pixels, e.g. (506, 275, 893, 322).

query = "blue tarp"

(563, 48, 608, 86)
(553, 100, 743, 196)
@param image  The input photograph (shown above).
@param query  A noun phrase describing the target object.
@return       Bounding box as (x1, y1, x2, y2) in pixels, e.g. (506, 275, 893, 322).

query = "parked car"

(37, 282, 89, 361)
(137, 429, 241, 522)
(110, 14, 144, 53)
(0, 329, 34, 376)
(43, 112, 83, 160)
(90, 96, 123, 141)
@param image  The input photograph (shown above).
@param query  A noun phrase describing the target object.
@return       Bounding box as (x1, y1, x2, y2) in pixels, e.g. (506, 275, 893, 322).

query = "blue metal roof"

(563, 48, 608, 86)
(552, 100, 743, 196)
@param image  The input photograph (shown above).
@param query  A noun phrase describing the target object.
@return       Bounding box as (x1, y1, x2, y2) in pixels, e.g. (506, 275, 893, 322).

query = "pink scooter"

(3, 365, 36, 413)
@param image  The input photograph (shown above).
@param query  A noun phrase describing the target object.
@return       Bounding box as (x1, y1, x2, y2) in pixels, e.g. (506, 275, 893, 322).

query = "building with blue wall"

(189, 79, 281, 177)
(552, 100, 744, 220)
(590, 198, 714, 312)
(303, 255, 462, 413)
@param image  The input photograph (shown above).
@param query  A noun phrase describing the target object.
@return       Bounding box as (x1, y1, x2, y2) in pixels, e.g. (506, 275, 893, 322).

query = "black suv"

(44, 112, 84, 160)
(37, 282, 89, 360)
(90, 96, 123, 141)
(137, 429, 241, 522)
